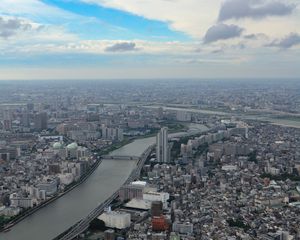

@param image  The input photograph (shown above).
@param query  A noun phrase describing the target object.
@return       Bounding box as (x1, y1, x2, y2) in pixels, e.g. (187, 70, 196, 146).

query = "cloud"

(0, 40, 199, 56)
(243, 33, 268, 40)
(105, 42, 139, 52)
(81, 0, 221, 38)
(218, 0, 295, 21)
(0, 17, 77, 45)
(0, 0, 81, 24)
(204, 23, 243, 43)
(0, 17, 32, 38)
(268, 33, 300, 48)
(244, 34, 257, 40)
(211, 48, 224, 54)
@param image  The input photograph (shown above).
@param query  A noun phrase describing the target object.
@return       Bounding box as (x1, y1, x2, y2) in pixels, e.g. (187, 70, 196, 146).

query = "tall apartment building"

(156, 127, 169, 163)
(102, 126, 124, 141)
(119, 184, 144, 201)
(34, 112, 48, 131)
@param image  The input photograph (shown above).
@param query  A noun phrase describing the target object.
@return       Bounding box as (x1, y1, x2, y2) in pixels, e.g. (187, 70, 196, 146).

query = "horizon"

(0, 77, 299, 82)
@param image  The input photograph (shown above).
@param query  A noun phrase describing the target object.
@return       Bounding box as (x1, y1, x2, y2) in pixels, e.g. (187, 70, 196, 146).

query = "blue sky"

(0, 0, 299, 79)
(41, 0, 189, 41)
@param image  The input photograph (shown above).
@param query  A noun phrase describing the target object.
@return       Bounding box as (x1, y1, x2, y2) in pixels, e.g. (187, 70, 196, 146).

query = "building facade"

(156, 127, 169, 163)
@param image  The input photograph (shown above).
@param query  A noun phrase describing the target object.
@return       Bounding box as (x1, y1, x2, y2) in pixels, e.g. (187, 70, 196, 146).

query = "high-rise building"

(151, 201, 163, 217)
(3, 109, 12, 130)
(156, 127, 169, 163)
(157, 107, 164, 119)
(119, 184, 144, 201)
(34, 112, 48, 131)
(21, 111, 30, 127)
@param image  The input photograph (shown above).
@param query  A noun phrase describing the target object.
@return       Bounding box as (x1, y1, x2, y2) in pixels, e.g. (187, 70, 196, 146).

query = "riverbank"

(144, 105, 300, 129)
(0, 138, 136, 233)
(0, 158, 103, 232)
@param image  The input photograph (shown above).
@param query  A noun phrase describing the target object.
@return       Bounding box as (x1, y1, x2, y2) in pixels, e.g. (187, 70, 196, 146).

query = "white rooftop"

(131, 181, 147, 186)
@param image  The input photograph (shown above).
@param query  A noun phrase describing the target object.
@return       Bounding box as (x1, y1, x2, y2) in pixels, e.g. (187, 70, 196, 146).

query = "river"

(0, 124, 208, 240)
(144, 106, 300, 129)
(1, 160, 138, 240)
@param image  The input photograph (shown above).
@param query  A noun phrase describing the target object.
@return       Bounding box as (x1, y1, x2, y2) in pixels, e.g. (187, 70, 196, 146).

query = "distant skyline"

(0, 0, 299, 80)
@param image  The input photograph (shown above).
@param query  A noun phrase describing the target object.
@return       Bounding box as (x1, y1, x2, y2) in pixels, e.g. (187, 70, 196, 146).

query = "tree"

(89, 218, 106, 231)
(248, 150, 257, 163)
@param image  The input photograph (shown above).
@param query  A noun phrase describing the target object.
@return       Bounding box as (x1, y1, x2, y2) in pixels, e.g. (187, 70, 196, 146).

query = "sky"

(0, 0, 299, 80)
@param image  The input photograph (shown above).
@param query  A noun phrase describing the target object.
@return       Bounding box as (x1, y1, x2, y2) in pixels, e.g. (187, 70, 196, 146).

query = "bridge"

(54, 144, 155, 240)
(102, 155, 141, 161)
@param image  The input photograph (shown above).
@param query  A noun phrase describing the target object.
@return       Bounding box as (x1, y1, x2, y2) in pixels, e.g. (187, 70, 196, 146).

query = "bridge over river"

(102, 155, 141, 161)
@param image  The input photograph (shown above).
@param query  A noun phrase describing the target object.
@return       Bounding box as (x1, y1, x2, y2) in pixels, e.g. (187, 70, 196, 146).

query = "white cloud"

(0, 16, 77, 53)
(0, 1, 79, 44)
(0, 39, 198, 55)
(82, 0, 221, 38)
(1, 0, 299, 44)
(0, 0, 78, 23)
(82, 0, 300, 41)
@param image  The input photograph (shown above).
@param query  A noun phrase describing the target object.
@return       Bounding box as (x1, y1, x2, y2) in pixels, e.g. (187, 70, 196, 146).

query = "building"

(0, 207, 21, 217)
(170, 232, 180, 240)
(3, 109, 12, 130)
(76, 161, 89, 176)
(49, 164, 61, 174)
(181, 143, 193, 164)
(157, 107, 164, 119)
(156, 127, 169, 163)
(87, 104, 101, 114)
(0, 147, 18, 161)
(172, 222, 194, 234)
(104, 229, 115, 240)
(143, 191, 169, 209)
(28, 186, 46, 200)
(27, 103, 34, 111)
(151, 201, 163, 216)
(176, 111, 191, 122)
(119, 184, 145, 201)
(152, 215, 168, 232)
(36, 179, 58, 196)
(102, 126, 124, 141)
(34, 112, 48, 131)
(10, 193, 33, 209)
(58, 173, 74, 185)
(66, 142, 78, 159)
(99, 211, 131, 229)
